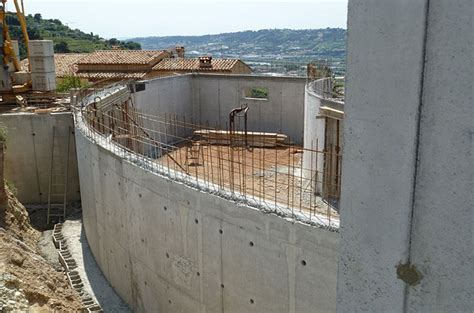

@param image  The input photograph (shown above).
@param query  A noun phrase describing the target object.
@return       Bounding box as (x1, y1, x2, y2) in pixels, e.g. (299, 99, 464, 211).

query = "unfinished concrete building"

(72, 73, 340, 312)
(1, 0, 472, 312)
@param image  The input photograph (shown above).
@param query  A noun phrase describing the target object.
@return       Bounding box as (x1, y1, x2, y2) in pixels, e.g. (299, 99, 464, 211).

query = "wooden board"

(194, 129, 287, 147)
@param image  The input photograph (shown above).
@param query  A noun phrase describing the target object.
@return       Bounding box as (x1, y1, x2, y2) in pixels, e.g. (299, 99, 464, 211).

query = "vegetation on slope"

(5, 13, 141, 59)
(129, 28, 346, 61)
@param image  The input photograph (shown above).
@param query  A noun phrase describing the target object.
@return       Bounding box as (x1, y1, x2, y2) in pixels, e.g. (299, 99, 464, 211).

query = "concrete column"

(338, 0, 473, 312)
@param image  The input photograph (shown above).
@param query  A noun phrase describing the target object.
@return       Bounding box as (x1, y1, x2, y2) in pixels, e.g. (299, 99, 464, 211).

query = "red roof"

(77, 50, 169, 65)
(21, 53, 88, 77)
(152, 58, 250, 72)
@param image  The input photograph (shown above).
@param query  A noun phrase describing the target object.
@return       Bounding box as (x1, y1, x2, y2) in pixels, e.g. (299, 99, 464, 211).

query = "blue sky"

(21, 0, 348, 38)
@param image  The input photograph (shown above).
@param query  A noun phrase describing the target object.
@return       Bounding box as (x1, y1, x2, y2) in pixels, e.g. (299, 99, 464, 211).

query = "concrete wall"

(132, 75, 193, 120)
(302, 85, 325, 193)
(338, 0, 473, 312)
(0, 112, 80, 204)
(192, 74, 306, 144)
(76, 124, 339, 313)
(303, 81, 343, 196)
(130, 75, 195, 148)
(133, 74, 306, 145)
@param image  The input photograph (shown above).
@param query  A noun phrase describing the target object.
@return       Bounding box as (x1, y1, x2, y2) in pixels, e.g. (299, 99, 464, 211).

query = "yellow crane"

(0, 0, 31, 94)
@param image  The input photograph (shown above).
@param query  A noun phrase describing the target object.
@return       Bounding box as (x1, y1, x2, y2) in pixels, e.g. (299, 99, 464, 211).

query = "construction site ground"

(0, 185, 129, 312)
(158, 143, 339, 220)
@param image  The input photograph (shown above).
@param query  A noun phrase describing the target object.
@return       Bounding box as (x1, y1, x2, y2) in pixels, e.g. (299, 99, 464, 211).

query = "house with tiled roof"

(21, 53, 88, 78)
(74, 50, 171, 81)
(21, 48, 252, 84)
(149, 56, 252, 77)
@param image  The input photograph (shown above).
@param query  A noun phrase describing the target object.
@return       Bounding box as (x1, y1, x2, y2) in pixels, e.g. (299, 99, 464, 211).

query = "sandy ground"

(62, 219, 131, 312)
(159, 144, 340, 218)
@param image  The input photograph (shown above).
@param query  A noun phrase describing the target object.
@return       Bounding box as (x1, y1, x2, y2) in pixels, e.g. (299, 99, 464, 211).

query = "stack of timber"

(194, 129, 287, 147)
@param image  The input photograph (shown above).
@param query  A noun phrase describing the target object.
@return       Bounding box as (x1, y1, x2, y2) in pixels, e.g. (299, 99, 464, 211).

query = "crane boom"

(0, 0, 32, 94)
(12, 0, 29, 62)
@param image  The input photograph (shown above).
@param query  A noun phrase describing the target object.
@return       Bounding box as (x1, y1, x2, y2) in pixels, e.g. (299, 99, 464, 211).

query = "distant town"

(129, 28, 347, 77)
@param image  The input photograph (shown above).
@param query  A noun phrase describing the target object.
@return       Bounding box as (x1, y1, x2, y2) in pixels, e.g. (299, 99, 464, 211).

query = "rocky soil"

(0, 187, 84, 312)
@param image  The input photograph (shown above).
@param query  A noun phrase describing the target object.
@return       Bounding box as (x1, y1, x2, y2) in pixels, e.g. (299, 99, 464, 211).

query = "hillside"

(6, 13, 141, 59)
(129, 28, 346, 61)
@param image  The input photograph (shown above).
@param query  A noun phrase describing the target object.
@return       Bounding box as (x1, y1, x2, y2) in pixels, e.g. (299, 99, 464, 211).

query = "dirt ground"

(158, 143, 339, 219)
(0, 187, 83, 312)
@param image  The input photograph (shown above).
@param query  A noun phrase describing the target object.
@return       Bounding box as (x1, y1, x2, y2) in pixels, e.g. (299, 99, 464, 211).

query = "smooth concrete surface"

(302, 84, 325, 194)
(405, 1, 473, 311)
(134, 74, 306, 144)
(62, 220, 131, 312)
(132, 75, 194, 146)
(75, 126, 339, 313)
(133, 75, 193, 121)
(338, 0, 473, 312)
(303, 81, 344, 195)
(192, 75, 306, 144)
(0, 112, 80, 204)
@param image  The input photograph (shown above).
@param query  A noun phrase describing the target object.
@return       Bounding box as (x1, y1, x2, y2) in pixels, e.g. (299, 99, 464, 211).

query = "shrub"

(56, 75, 90, 93)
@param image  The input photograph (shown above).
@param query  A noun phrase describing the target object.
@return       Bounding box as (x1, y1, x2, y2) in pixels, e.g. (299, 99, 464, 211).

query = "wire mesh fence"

(74, 83, 341, 227)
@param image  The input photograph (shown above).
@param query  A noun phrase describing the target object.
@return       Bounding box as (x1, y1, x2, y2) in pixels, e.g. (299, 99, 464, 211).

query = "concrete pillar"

(337, 0, 473, 312)
(405, 1, 473, 311)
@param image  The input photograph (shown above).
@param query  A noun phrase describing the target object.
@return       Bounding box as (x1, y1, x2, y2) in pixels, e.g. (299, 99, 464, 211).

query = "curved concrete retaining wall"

(302, 80, 344, 195)
(303, 84, 325, 193)
(75, 84, 339, 312)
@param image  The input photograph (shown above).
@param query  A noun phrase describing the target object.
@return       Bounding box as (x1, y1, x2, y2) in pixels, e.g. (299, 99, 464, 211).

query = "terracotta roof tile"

(75, 71, 148, 80)
(77, 50, 169, 65)
(21, 53, 88, 77)
(53, 53, 88, 76)
(152, 58, 246, 72)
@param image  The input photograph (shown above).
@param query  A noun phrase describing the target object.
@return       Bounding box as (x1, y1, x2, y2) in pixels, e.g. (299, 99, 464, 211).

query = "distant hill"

(129, 28, 346, 61)
(6, 13, 141, 59)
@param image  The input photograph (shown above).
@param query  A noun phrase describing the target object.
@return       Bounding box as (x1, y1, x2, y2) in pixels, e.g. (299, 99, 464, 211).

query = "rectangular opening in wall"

(243, 87, 269, 101)
(131, 83, 146, 93)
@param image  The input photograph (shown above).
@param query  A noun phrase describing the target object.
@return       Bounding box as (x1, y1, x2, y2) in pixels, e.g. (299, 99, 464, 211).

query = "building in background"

(74, 50, 170, 82)
(150, 56, 252, 77)
(21, 47, 252, 84)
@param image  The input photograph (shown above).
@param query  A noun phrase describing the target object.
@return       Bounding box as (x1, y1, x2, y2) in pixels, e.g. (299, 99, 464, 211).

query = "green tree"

(54, 41, 70, 53)
(56, 75, 90, 93)
(108, 38, 119, 45)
